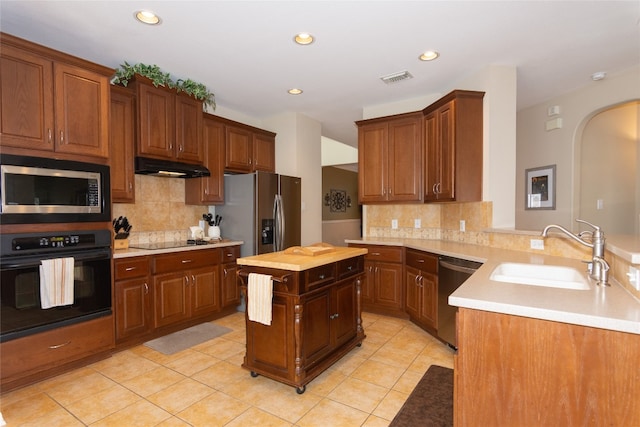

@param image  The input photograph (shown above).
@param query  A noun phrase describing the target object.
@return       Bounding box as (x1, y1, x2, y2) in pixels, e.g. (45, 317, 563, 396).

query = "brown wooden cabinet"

(0, 316, 113, 391)
(225, 124, 276, 173)
(0, 33, 111, 160)
(423, 90, 484, 202)
(356, 112, 423, 203)
(349, 244, 405, 317)
(455, 308, 640, 426)
(114, 256, 152, 342)
(135, 76, 203, 164)
(185, 113, 225, 205)
(110, 86, 136, 203)
(404, 249, 438, 333)
(238, 255, 365, 393)
(221, 245, 241, 308)
(152, 249, 221, 329)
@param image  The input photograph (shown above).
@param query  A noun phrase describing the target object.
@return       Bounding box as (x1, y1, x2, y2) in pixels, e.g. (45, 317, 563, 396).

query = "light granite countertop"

(113, 240, 244, 259)
(346, 237, 640, 335)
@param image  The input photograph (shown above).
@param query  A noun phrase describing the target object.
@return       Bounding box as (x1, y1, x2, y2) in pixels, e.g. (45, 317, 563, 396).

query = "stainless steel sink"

(489, 262, 590, 290)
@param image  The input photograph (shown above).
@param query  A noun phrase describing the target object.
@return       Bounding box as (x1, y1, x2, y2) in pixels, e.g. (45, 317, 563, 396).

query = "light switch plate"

(459, 220, 465, 232)
(414, 219, 421, 229)
(530, 239, 545, 250)
(391, 219, 398, 229)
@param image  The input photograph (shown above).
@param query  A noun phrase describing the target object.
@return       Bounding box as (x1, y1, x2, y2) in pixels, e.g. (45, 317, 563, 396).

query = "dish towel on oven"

(40, 257, 74, 309)
(247, 273, 273, 325)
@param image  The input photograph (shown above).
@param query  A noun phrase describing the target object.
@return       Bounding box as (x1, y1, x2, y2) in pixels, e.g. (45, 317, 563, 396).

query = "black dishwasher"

(438, 256, 482, 349)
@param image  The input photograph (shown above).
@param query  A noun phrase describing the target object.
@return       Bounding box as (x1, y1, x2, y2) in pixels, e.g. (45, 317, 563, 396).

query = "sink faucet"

(541, 219, 609, 286)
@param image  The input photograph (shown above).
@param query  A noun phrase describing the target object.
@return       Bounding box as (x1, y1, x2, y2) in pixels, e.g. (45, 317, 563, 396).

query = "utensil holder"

(208, 226, 221, 239)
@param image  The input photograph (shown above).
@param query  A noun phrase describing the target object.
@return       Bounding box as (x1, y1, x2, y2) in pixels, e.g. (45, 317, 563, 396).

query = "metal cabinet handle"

(346, 265, 353, 271)
(48, 129, 53, 144)
(224, 268, 228, 277)
(129, 182, 133, 191)
(60, 131, 64, 144)
(192, 275, 196, 284)
(319, 274, 325, 280)
(144, 283, 148, 294)
(226, 253, 234, 258)
(125, 266, 137, 271)
(49, 341, 70, 349)
(181, 259, 192, 264)
(185, 276, 190, 285)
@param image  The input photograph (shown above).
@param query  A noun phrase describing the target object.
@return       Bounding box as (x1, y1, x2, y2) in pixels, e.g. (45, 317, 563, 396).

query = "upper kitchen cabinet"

(110, 86, 136, 203)
(356, 112, 423, 203)
(185, 114, 225, 205)
(0, 33, 111, 160)
(225, 123, 275, 173)
(423, 90, 484, 202)
(134, 76, 203, 164)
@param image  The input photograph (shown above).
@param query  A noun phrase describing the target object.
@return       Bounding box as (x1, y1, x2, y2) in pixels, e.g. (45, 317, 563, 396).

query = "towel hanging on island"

(247, 273, 273, 325)
(40, 257, 74, 309)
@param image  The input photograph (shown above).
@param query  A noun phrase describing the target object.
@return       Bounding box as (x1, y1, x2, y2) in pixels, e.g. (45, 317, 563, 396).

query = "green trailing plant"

(111, 61, 216, 110)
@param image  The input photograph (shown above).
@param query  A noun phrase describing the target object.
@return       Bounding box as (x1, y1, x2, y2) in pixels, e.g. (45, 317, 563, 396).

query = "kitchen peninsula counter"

(346, 237, 640, 335)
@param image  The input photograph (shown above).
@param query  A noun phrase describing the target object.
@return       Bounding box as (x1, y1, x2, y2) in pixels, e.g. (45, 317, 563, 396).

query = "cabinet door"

(436, 101, 455, 200)
(225, 125, 253, 172)
(358, 123, 388, 202)
(388, 116, 422, 201)
(405, 265, 421, 320)
(303, 288, 332, 366)
(175, 95, 203, 163)
(0, 45, 54, 150)
(115, 277, 151, 340)
(185, 115, 224, 204)
(333, 279, 357, 348)
(424, 112, 439, 201)
(110, 87, 136, 202)
(420, 271, 438, 329)
(221, 262, 240, 308)
(53, 62, 109, 158)
(374, 261, 404, 310)
(361, 260, 376, 304)
(137, 83, 175, 159)
(191, 265, 220, 317)
(253, 132, 276, 173)
(153, 272, 189, 328)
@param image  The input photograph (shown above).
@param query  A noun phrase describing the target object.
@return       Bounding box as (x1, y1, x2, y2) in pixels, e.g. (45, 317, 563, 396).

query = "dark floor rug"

(389, 365, 453, 427)
(144, 322, 232, 355)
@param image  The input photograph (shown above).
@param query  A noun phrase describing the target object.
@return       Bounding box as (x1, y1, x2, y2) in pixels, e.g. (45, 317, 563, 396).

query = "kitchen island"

(236, 246, 367, 393)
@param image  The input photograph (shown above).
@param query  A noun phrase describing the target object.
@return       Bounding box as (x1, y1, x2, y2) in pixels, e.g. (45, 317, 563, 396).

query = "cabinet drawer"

(1, 316, 114, 381)
(356, 245, 403, 263)
(305, 264, 336, 291)
(114, 257, 150, 280)
(405, 249, 438, 272)
(221, 245, 240, 263)
(338, 256, 363, 279)
(153, 249, 221, 274)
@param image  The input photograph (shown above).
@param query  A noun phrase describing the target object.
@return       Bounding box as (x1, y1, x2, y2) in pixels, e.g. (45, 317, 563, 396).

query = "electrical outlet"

(530, 239, 545, 250)
(628, 266, 640, 291)
(391, 219, 398, 229)
(414, 219, 421, 229)
(459, 220, 465, 232)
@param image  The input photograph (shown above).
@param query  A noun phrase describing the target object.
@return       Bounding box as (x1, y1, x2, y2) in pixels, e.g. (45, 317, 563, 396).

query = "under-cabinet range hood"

(134, 157, 210, 178)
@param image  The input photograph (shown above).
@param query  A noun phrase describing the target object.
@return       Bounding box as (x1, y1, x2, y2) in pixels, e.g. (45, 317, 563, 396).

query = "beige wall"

(516, 65, 640, 231)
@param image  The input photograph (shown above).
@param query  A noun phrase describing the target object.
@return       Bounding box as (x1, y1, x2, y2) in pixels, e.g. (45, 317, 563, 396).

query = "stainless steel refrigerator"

(216, 172, 301, 257)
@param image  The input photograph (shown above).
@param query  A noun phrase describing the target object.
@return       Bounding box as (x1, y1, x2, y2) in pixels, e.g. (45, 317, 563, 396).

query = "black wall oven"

(1, 229, 112, 343)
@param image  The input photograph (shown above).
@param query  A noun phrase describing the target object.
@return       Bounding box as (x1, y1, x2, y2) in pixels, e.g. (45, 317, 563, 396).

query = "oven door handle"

(1, 249, 111, 269)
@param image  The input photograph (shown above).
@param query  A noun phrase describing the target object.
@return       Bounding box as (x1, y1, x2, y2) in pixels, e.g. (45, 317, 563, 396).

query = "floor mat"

(390, 365, 453, 427)
(144, 322, 232, 355)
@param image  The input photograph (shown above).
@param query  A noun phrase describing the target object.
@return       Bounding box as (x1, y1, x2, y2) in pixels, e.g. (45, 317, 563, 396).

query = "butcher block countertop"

(236, 246, 368, 271)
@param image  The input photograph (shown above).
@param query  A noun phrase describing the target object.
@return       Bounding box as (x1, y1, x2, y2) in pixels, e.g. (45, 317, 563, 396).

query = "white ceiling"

(1, 1, 639, 148)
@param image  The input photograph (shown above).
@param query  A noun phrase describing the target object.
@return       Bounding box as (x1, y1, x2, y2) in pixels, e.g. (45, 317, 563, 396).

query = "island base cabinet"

(455, 308, 640, 426)
(239, 258, 365, 393)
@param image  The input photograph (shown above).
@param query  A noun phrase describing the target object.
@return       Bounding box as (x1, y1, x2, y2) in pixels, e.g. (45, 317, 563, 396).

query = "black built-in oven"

(0, 229, 112, 343)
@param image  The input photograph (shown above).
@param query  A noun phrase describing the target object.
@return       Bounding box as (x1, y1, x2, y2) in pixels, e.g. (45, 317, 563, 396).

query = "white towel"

(247, 273, 273, 325)
(40, 257, 74, 309)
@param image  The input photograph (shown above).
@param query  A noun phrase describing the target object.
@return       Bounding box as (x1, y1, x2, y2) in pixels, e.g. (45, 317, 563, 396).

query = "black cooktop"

(129, 239, 220, 250)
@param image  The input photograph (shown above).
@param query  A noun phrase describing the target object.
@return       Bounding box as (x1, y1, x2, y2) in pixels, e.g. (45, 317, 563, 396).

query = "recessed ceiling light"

(135, 10, 161, 25)
(419, 50, 440, 61)
(294, 33, 314, 45)
(288, 88, 303, 95)
(591, 71, 607, 81)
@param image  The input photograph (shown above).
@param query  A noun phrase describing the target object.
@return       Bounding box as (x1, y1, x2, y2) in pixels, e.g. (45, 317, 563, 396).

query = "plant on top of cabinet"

(111, 62, 215, 110)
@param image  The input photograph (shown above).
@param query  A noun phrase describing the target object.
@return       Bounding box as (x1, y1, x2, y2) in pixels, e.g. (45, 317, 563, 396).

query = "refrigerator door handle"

(274, 194, 285, 251)
(278, 195, 286, 250)
(272, 194, 279, 251)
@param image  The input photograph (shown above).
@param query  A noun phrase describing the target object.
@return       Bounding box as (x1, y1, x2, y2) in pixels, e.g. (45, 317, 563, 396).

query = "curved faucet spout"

(541, 224, 594, 249)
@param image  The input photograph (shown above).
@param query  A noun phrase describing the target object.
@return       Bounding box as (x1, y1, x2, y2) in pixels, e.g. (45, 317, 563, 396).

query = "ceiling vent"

(380, 70, 413, 84)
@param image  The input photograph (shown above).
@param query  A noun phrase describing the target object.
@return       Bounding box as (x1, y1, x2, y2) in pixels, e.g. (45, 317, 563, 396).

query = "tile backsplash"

(112, 175, 206, 245)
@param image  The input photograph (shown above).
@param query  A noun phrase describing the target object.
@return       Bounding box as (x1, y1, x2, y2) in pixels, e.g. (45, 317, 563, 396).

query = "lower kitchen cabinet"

(114, 256, 152, 342)
(405, 249, 438, 333)
(237, 254, 365, 393)
(349, 244, 405, 317)
(221, 245, 241, 309)
(152, 250, 221, 329)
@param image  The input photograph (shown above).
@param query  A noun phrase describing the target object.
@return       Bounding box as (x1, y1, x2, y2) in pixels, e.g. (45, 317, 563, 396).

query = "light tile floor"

(0, 312, 454, 426)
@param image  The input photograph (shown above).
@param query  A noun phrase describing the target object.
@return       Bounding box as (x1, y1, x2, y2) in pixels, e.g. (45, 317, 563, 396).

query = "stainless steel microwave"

(0, 154, 111, 224)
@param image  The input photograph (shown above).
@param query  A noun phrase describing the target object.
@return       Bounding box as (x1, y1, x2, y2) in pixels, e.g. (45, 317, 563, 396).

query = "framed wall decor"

(525, 164, 556, 210)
